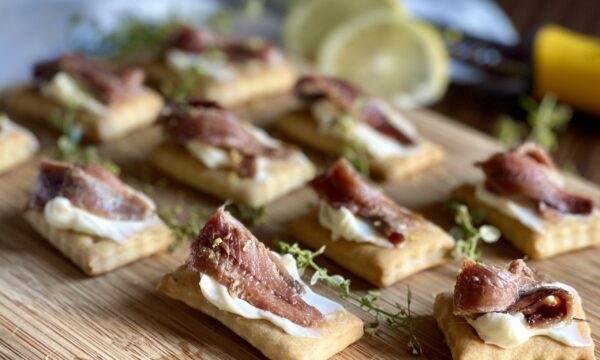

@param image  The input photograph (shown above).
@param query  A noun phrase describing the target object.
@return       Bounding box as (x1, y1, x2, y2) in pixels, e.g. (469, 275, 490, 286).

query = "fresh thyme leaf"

(495, 94, 572, 152)
(448, 201, 500, 261)
(328, 115, 370, 176)
(243, 0, 265, 18)
(70, 15, 178, 59)
(51, 107, 120, 174)
(225, 203, 265, 226)
(495, 114, 526, 148)
(163, 69, 200, 101)
(159, 204, 210, 251)
(278, 241, 423, 356)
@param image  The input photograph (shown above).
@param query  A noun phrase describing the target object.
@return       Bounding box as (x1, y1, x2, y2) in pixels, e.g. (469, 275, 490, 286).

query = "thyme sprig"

(52, 107, 120, 174)
(159, 204, 211, 251)
(225, 203, 265, 226)
(448, 201, 500, 261)
(278, 242, 422, 356)
(495, 94, 572, 151)
(329, 115, 370, 176)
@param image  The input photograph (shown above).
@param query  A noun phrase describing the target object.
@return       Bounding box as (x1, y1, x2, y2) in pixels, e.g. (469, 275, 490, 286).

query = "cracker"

(276, 111, 444, 180)
(24, 210, 172, 276)
(0, 124, 38, 173)
(453, 184, 600, 259)
(157, 266, 363, 360)
(5, 86, 163, 142)
(152, 143, 315, 207)
(289, 211, 454, 287)
(144, 60, 297, 107)
(433, 292, 595, 360)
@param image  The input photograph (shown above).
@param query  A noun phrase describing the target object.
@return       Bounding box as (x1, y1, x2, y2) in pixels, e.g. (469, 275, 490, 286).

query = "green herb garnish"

(71, 15, 178, 59)
(495, 94, 572, 151)
(159, 204, 210, 251)
(278, 242, 422, 356)
(52, 106, 120, 174)
(448, 201, 500, 261)
(225, 203, 265, 226)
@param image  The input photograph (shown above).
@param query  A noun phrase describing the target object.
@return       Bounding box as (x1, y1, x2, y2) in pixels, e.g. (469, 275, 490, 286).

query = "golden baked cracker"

(144, 60, 297, 107)
(453, 184, 600, 259)
(433, 292, 595, 360)
(24, 210, 172, 276)
(289, 211, 454, 287)
(0, 125, 38, 173)
(6, 86, 163, 142)
(157, 266, 364, 360)
(276, 111, 444, 181)
(152, 143, 315, 207)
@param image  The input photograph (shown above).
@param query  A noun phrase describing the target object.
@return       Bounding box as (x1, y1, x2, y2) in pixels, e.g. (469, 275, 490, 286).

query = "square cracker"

(289, 211, 454, 288)
(433, 292, 595, 360)
(24, 210, 172, 276)
(275, 111, 444, 180)
(143, 60, 297, 107)
(157, 265, 364, 360)
(5, 86, 164, 142)
(453, 184, 600, 259)
(0, 126, 37, 174)
(152, 142, 315, 207)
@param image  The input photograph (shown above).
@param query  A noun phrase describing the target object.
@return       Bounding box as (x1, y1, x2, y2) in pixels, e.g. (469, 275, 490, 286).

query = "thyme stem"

(278, 242, 422, 356)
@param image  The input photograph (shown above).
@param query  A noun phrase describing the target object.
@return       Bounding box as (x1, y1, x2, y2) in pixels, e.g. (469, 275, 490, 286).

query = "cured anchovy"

(187, 206, 324, 327)
(34, 54, 144, 105)
(454, 259, 575, 328)
(167, 26, 275, 63)
(294, 75, 416, 146)
(311, 158, 419, 245)
(28, 160, 152, 221)
(477, 143, 594, 215)
(158, 99, 290, 177)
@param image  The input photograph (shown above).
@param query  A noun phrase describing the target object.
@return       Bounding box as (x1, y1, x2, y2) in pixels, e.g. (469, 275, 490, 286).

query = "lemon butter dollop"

(311, 99, 420, 159)
(318, 201, 393, 248)
(43, 187, 160, 243)
(200, 252, 345, 337)
(466, 283, 592, 349)
(41, 72, 107, 115)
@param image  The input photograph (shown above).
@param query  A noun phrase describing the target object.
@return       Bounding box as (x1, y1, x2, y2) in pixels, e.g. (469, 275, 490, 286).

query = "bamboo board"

(1, 105, 599, 360)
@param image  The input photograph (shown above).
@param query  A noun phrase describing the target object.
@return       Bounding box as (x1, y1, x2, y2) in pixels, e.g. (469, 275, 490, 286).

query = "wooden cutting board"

(1, 106, 599, 360)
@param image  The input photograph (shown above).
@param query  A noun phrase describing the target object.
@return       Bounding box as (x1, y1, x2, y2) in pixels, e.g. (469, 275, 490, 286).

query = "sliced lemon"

(283, 0, 402, 61)
(317, 11, 449, 107)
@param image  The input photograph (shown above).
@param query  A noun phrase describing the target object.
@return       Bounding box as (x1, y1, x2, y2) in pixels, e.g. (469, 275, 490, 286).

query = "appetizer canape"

(0, 113, 38, 173)
(6, 54, 163, 142)
(289, 158, 454, 287)
(453, 143, 600, 259)
(158, 206, 363, 360)
(24, 160, 172, 275)
(144, 25, 297, 107)
(152, 99, 315, 207)
(434, 259, 595, 360)
(276, 75, 444, 180)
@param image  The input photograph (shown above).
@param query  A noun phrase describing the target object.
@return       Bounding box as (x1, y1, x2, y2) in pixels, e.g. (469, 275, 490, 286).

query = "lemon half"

(283, 0, 401, 61)
(317, 11, 449, 107)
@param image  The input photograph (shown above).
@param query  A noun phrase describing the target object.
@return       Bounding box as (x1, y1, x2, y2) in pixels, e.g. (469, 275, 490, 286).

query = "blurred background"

(1, 0, 598, 182)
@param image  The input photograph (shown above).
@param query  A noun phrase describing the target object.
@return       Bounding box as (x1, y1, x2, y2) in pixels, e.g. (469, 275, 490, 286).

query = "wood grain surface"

(0, 107, 599, 360)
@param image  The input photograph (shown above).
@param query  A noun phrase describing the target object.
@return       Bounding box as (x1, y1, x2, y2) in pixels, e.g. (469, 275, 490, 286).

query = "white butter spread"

(474, 183, 596, 233)
(165, 49, 234, 81)
(200, 252, 345, 337)
(311, 99, 420, 159)
(43, 188, 160, 243)
(318, 201, 392, 248)
(466, 283, 591, 349)
(475, 183, 545, 233)
(0, 116, 39, 152)
(184, 123, 287, 182)
(41, 72, 107, 115)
